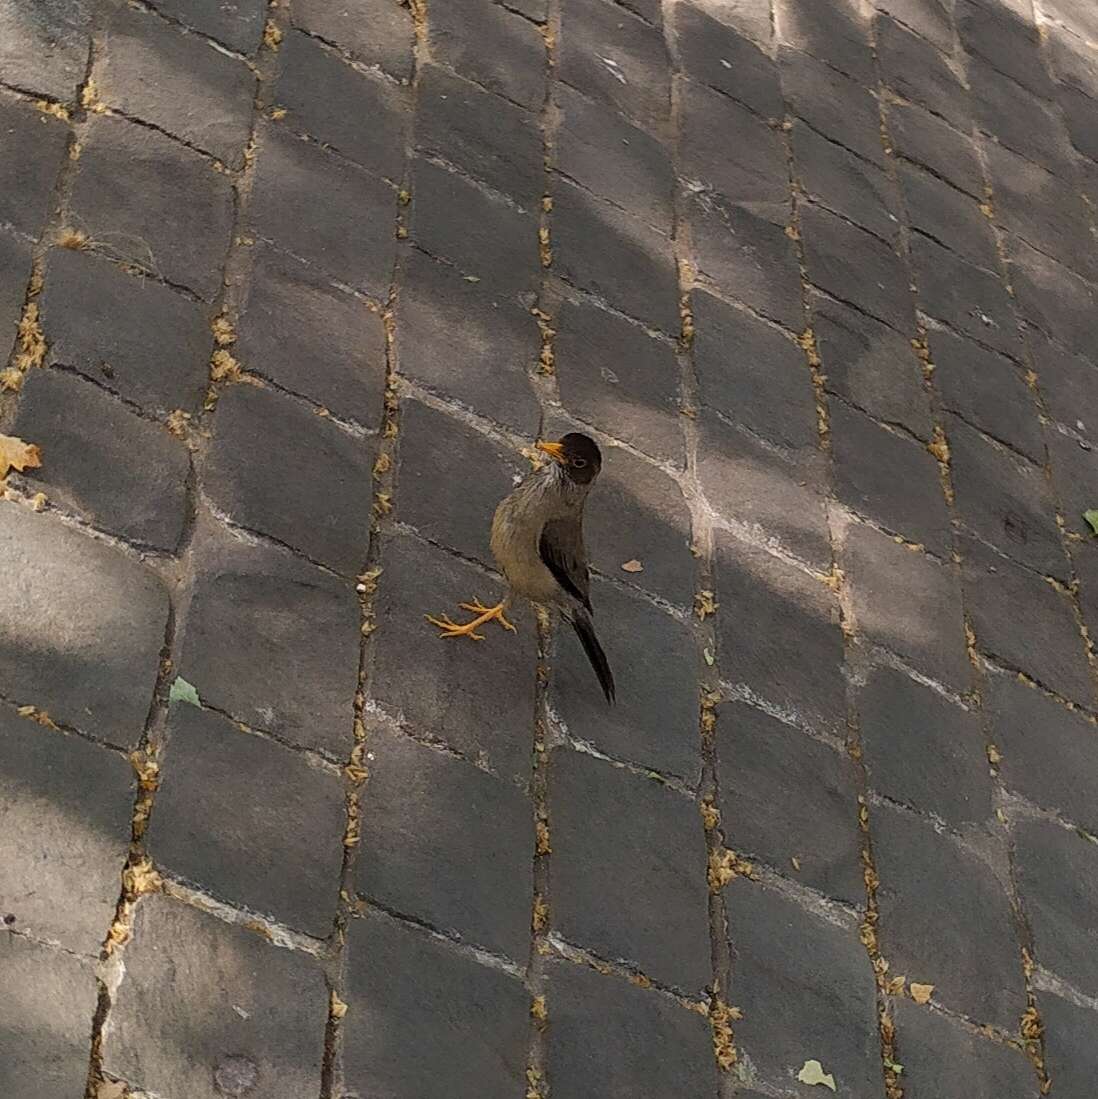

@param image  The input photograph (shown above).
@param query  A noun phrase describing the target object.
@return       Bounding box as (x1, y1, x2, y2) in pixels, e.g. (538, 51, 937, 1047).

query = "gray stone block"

(356, 725, 532, 960)
(103, 895, 328, 1099)
(551, 749, 710, 990)
(717, 700, 864, 903)
(179, 516, 360, 756)
(41, 246, 211, 413)
(150, 704, 345, 936)
(13, 367, 189, 551)
(204, 382, 375, 574)
(343, 910, 529, 1099)
(0, 706, 133, 954)
(0, 500, 168, 742)
(69, 114, 234, 300)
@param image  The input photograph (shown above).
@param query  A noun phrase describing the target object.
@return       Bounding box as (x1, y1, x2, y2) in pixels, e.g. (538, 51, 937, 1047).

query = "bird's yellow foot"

(425, 600, 515, 640)
(459, 600, 516, 632)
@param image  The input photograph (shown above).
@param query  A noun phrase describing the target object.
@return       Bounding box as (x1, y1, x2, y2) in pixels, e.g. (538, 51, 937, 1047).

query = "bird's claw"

(425, 599, 513, 640)
(459, 600, 517, 632)
(424, 612, 487, 640)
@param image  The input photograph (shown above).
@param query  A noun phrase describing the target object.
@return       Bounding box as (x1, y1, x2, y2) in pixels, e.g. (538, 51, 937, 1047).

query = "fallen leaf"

(621, 559, 644, 573)
(884, 1057, 904, 1075)
(910, 982, 934, 1004)
(694, 590, 719, 619)
(96, 1081, 127, 1099)
(0, 434, 42, 479)
(797, 1059, 837, 1091)
(1084, 510, 1098, 536)
(703, 647, 715, 666)
(886, 974, 907, 996)
(330, 991, 348, 1019)
(168, 676, 200, 707)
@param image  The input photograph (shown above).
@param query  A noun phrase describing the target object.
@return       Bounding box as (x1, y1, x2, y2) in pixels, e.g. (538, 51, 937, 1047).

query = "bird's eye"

(572, 457, 588, 469)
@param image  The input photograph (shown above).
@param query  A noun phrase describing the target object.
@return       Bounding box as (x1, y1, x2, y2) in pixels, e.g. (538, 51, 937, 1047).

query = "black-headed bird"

(426, 432, 615, 704)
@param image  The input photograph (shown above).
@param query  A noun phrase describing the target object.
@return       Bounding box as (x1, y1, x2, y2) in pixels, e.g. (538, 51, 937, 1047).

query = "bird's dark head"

(536, 432, 602, 485)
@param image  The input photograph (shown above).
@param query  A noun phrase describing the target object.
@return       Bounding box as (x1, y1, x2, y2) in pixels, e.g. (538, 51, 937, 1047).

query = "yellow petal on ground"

(910, 982, 935, 1004)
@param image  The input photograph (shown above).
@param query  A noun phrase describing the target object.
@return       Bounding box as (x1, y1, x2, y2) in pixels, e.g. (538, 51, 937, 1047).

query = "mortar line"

(959, 16, 1098, 1091)
(877, 7, 1054, 1092)
(0, 16, 146, 1093)
(522, 6, 563, 1096)
(77, 4, 293, 1094)
(319, 0, 427, 1092)
(777, 10, 916, 1096)
(661, 11, 739, 1095)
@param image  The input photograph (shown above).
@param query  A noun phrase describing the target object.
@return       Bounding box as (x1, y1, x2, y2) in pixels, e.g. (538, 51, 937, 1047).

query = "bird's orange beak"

(535, 439, 566, 463)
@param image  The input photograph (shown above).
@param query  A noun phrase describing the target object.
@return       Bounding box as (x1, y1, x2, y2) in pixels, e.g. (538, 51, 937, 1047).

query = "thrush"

(426, 432, 616, 704)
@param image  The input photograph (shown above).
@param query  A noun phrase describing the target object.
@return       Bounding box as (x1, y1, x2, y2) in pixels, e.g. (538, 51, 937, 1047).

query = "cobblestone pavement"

(2, 0, 1098, 1095)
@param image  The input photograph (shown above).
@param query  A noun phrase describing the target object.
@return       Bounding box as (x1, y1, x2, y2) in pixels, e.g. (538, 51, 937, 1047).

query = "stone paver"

(727, 877, 882, 1097)
(859, 665, 991, 827)
(1040, 992, 1098, 1099)
(103, 895, 328, 1099)
(275, 30, 406, 182)
(249, 121, 396, 298)
(892, 997, 1035, 1099)
(97, 3, 256, 167)
(844, 518, 970, 690)
(831, 397, 952, 553)
(69, 113, 235, 301)
(40, 245, 212, 413)
(0, 705, 133, 954)
(4, 0, 1098, 1092)
(149, 704, 345, 936)
(874, 802, 1027, 1029)
(1015, 819, 1098, 997)
(411, 155, 538, 295)
(205, 381, 376, 574)
(0, 91, 70, 238)
(343, 909, 529, 1099)
(546, 958, 716, 1097)
(715, 532, 845, 732)
(370, 531, 538, 785)
(987, 672, 1098, 835)
(554, 295, 682, 463)
(0, 501, 168, 743)
(355, 725, 532, 962)
(178, 514, 361, 757)
(13, 366, 189, 551)
(0, 933, 98, 1099)
(395, 247, 540, 432)
(716, 699, 864, 904)
(235, 242, 387, 427)
(550, 749, 710, 990)
(291, 0, 413, 80)
(552, 577, 700, 780)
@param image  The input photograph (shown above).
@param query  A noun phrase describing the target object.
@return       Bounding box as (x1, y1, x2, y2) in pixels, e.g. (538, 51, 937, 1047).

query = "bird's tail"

(568, 611, 616, 704)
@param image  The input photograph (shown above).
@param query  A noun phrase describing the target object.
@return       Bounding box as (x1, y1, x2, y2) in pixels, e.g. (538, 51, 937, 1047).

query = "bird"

(425, 432, 616, 704)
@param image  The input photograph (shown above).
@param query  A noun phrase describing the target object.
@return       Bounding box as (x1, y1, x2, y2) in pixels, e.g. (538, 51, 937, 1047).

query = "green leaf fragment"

(703, 647, 715, 666)
(797, 1060, 837, 1092)
(169, 676, 201, 707)
(1084, 510, 1098, 536)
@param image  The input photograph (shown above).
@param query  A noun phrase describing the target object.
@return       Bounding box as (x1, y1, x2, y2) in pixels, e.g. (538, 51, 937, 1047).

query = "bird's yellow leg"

(425, 599, 515, 640)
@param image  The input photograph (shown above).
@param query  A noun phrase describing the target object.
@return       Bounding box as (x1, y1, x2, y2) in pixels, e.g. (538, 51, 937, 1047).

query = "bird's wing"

(539, 517, 592, 614)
